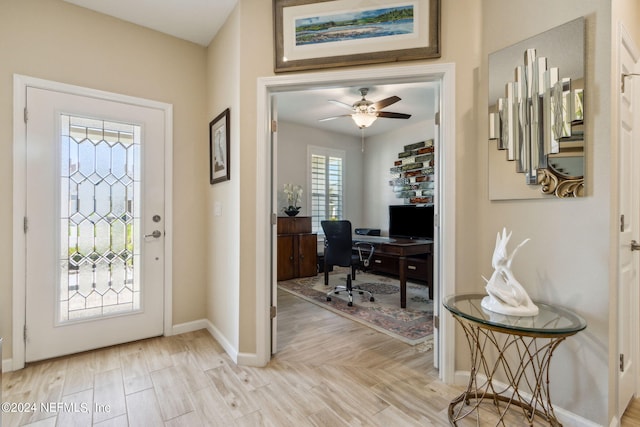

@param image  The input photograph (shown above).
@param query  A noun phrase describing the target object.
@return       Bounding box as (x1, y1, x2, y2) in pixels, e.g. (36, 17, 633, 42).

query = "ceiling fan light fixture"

(352, 112, 377, 128)
(320, 87, 408, 129)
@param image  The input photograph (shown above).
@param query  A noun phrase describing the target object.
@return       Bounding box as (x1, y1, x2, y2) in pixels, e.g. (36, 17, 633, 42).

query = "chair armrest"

(354, 242, 375, 266)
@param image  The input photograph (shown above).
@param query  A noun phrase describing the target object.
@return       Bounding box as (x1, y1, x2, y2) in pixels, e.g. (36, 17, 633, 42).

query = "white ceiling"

(62, 1, 438, 137)
(277, 82, 439, 138)
(62, 0, 238, 46)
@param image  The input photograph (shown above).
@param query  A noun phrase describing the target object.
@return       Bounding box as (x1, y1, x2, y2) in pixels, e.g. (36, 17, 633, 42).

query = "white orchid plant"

(283, 183, 303, 212)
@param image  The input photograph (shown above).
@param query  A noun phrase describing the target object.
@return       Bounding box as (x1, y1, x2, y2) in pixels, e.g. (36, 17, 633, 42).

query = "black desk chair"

(321, 220, 375, 306)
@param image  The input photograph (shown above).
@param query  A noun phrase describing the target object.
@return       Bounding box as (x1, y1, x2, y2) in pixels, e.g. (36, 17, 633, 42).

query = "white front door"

(618, 26, 640, 417)
(24, 86, 166, 362)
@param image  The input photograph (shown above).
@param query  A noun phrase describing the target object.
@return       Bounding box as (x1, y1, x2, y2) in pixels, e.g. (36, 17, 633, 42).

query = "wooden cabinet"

(277, 216, 310, 234)
(277, 217, 317, 281)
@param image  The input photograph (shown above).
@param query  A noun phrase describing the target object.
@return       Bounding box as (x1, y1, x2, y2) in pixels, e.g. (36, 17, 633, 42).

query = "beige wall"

(205, 6, 241, 351)
(237, 0, 278, 353)
(0, 0, 208, 356)
(276, 121, 364, 224)
(435, 0, 484, 301)
(481, 1, 610, 423)
(364, 119, 436, 233)
(203, 0, 277, 356)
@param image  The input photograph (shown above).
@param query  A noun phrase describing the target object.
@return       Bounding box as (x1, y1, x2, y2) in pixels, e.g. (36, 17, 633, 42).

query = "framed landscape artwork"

(209, 108, 230, 185)
(274, 0, 440, 72)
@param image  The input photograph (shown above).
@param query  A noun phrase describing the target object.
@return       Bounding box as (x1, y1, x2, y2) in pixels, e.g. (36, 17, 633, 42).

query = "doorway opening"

(255, 64, 457, 382)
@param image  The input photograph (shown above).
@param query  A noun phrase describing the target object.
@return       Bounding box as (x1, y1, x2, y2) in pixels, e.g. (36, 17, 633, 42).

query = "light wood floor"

(622, 397, 640, 426)
(2, 291, 617, 426)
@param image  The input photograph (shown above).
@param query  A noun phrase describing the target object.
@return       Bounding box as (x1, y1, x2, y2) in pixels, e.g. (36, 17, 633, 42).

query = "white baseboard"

(203, 320, 239, 364)
(453, 371, 600, 427)
(2, 358, 13, 373)
(236, 352, 262, 367)
(170, 319, 209, 336)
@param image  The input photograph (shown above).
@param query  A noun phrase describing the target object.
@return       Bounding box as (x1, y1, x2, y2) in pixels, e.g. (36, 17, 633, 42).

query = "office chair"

(321, 220, 375, 306)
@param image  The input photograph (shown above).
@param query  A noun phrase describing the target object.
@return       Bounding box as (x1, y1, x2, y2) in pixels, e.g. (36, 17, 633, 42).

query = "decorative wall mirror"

(488, 17, 585, 199)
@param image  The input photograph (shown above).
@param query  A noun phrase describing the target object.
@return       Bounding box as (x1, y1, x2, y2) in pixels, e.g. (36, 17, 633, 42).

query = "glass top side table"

(443, 293, 587, 426)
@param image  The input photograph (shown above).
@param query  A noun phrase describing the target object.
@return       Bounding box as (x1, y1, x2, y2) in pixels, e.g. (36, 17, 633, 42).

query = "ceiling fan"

(319, 88, 412, 129)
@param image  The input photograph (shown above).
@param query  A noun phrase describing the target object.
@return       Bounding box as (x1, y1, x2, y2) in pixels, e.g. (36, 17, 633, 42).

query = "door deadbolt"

(152, 215, 161, 223)
(631, 240, 640, 251)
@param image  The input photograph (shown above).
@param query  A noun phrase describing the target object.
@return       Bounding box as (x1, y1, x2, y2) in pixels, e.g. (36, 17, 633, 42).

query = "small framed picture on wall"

(210, 108, 230, 184)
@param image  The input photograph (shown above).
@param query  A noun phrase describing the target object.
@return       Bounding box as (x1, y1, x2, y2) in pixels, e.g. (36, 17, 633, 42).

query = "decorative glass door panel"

(59, 115, 141, 322)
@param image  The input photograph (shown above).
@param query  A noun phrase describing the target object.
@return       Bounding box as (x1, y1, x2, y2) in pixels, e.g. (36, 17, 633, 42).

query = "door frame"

(254, 63, 457, 383)
(12, 75, 174, 370)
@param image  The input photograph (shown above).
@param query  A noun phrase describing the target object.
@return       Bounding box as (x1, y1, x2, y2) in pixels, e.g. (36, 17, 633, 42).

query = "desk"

(352, 236, 433, 308)
(443, 294, 586, 426)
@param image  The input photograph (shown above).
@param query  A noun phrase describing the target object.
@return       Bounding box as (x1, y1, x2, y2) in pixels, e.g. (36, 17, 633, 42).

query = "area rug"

(278, 268, 433, 345)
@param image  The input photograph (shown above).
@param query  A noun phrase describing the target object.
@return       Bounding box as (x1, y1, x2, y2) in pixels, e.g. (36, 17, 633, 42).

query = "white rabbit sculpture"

(481, 228, 538, 316)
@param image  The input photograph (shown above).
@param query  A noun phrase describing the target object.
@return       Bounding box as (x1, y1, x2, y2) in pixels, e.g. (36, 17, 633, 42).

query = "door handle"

(145, 230, 162, 238)
(631, 240, 640, 251)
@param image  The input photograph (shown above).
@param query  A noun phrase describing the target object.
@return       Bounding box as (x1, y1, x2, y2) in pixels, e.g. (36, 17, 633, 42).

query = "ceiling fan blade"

(377, 111, 411, 119)
(319, 115, 351, 122)
(328, 100, 355, 111)
(373, 95, 401, 110)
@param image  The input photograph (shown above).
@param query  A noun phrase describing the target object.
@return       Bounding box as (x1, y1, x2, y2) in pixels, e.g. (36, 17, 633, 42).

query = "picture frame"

(209, 108, 230, 185)
(273, 0, 440, 73)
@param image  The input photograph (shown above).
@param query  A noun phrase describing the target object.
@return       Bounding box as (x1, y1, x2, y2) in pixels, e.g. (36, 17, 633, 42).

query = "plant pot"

(284, 207, 300, 217)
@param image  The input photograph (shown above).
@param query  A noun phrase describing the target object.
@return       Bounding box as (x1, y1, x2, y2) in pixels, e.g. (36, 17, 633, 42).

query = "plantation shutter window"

(309, 147, 345, 233)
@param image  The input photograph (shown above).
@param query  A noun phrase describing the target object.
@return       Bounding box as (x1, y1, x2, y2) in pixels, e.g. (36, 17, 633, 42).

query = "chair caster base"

(325, 283, 374, 307)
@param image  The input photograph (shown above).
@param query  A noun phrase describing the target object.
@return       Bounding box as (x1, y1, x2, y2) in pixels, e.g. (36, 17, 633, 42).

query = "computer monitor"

(388, 204, 434, 240)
